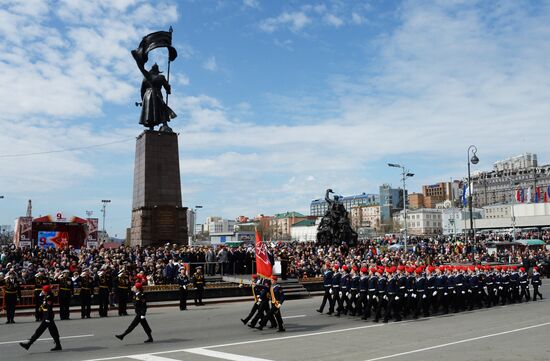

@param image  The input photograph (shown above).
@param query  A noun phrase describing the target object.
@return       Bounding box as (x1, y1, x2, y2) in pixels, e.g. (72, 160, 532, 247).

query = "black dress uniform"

(116, 272, 130, 316)
(328, 268, 341, 315)
(337, 268, 351, 316)
(33, 272, 50, 322)
(348, 271, 360, 316)
(4, 274, 21, 323)
(404, 270, 416, 317)
(176, 271, 189, 311)
(192, 269, 205, 306)
(248, 279, 276, 328)
(357, 269, 369, 319)
(79, 272, 94, 318)
(242, 277, 263, 324)
(97, 271, 111, 317)
(415, 271, 429, 318)
(317, 266, 333, 313)
(509, 269, 520, 303)
(20, 287, 62, 351)
(367, 271, 378, 320)
(384, 272, 401, 322)
(532, 269, 543, 301)
(116, 284, 153, 343)
(519, 269, 530, 302)
(257, 279, 286, 332)
(58, 272, 74, 320)
(374, 273, 387, 322)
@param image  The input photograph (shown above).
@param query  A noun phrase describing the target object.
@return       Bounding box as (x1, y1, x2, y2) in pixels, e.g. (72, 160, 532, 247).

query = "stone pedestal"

(130, 130, 188, 247)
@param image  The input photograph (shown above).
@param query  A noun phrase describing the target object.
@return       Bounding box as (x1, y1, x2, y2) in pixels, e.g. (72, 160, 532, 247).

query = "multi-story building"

(203, 216, 222, 233)
(441, 208, 484, 236)
(408, 193, 424, 209)
(208, 219, 236, 234)
(393, 208, 443, 235)
(422, 181, 460, 208)
(470, 153, 550, 208)
(350, 205, 381, 231)
(186, 209, 196, 241)
(290, 219, 319, 242)
(270, 212, 316, 240)
(379, 184, 406, 229)
(310, 193, 379, 217)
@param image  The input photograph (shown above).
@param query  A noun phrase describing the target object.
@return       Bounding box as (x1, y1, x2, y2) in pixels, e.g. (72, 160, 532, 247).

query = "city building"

(203, 216, 222, 232)
(441, 208, 484, 236)
(465, 203, 550, 231)
(422, 181, 460, 208)
(310, 193, 379, 217)
(393, 208, 443, 235)
(187, 209, 196, 240)
(380, 184, 406, 229)
(408, 193, 424, 209)
(350, 205, 381, 231)
(470, 153, 550, 208)
(208, 219, 236, 233)
(270, 212, 316, 240)
(290, 218, 319, 242)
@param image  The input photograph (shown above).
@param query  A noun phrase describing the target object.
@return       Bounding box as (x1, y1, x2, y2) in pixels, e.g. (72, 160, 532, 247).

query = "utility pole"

(388, 163, 414, 252)
(101, 200, 111, 232)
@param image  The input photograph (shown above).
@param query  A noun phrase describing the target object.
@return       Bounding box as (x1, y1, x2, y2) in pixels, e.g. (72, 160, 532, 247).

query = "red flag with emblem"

(255, 230, 272, 278)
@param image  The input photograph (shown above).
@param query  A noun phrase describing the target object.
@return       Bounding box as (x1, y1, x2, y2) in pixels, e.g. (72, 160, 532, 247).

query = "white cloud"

(324, 13, 344, 27)
(202, 56, 218, 71)
(351, 12, 364, 25)
(242, 0, 259, 9)
(259, 11, 311, 33)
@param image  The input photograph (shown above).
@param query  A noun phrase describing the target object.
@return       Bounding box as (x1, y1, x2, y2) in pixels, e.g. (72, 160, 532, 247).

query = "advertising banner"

(86, 218, 99, 248)
(13, 217, 33, 247)
(38, 231, 69, 249)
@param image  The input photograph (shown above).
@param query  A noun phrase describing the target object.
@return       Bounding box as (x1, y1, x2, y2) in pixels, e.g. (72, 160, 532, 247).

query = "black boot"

(144, 335, 153, 343)
(19, 342, 31, 350)
(115, 334, 125, 340)
(51, 343, 62, 351)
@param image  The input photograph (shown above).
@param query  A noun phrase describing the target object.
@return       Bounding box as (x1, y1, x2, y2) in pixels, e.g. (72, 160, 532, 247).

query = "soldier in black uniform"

(256, 276, 286, 332)
(509, 266, 520, 303)
(20, 285, 62, 351)
(415, 267, 429, 318)
(79, 269, 94, 319)
(518, 267, 530, 302)
(384, 267, 401, 323)
(374, 268, 387, 322)
(116, 269, 130, 316)
(33, 269, 50, 322)
(366, 267, 378, 320)
(97, 267, 111, 317)
(327, 263, 341, 315)
(532, 266, 543, 301)
(115, 282, 153, 343)
(357, 266, 369, 319)
(177, 267, 189, 311)
(58, 270, 74, 320)
(192, 266, 205, 306)
(241, 275, 261, 324)
(4, 271, 21, 323)
(396, 266, 407, 318)
(337, 265, 350, 317)
(316, 262, 333, 314)
(348, 266, 360, 316)
(403, 267, 416, 318)
(248, 278, 276, 328)
(484, 266, 495, 307)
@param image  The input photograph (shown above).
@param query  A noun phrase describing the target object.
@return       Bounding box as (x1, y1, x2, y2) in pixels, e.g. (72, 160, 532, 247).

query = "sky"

(0, 0, 549, 237)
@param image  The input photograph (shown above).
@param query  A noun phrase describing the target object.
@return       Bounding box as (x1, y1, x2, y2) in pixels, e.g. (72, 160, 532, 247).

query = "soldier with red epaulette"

(20, 285, 62, 351)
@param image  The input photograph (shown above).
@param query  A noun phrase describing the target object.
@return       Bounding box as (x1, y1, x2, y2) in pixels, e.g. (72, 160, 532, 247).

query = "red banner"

(255, 230, 272, 278)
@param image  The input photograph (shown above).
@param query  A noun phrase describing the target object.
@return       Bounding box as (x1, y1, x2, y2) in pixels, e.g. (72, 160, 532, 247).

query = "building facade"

(393, 208, 444, 235)
(208, 219, 236, 234)
(290, 219, 319, 242)
(441, 208, 484, 236)
(380, 184, 406, 229)
(350, 205, 381, 231)
(270, 212, 315, 240)
(310, 193, 379, 217)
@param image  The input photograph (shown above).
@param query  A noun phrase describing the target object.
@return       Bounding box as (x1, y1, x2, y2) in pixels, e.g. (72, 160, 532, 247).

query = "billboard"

(86, 218, 99, 248)
(13, 217, 33, 247)
(38, 231, 69, 249)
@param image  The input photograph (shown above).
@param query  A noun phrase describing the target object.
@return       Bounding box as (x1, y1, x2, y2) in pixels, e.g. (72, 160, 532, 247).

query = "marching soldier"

(404, 267, 416, 317)
(192, 266, 205, 306)
(500, 266, 510, 305)
(33, 269, 50, 322)
(348, 266, 360, 316)
(532, 266, 543, 301)
(116, 269, 131, 316)
(415, 267, 429, 318)
(58, 270, 74, 320)
(97, 266, 111, 317)
(4, 270, 21, 324)
(396, 266, 407, 317)
(367, 267, 378, 320)
(316, 262, 333, 314)
(519, 267, 530, 302)
(20, 285, 62, 351)
(256, 276, 285, 332)
(384, 267, 401, 323)
(374, 267, 387, 322)
(357, 266, 369, 319)
(327, 263, 341, 315)
(248, 278, 277, 328)
(337, 265, 350, 317)
(177, 267, 189, 311)
(79, 269, 94, 319)
(241, 274, 262, 324)
(115, 282, 153, 343)
(484, 266, 496, 307)
(509, 266, 520, 303)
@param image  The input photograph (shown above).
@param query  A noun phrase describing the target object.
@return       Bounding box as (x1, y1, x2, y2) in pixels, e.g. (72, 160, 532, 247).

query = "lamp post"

(101, 200, 111, 233)
(467, 145, 479, 239)
(388, 163, 414, 252)
(505, 177, 518, 241)
(193, 205, 203, 247)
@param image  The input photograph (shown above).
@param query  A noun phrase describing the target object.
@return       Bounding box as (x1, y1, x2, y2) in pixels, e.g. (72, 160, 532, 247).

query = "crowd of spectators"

(0, 231, 549, 286)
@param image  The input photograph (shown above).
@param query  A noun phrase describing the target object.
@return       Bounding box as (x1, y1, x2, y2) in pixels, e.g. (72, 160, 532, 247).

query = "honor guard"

(256, 276, 286, 332)
(509, 266, 520, 303)
(414, 267, 429, 318)
(20, 285, 62, 351)
(374, 267, 387, 322)
(115, 282, 153, 343)
(241, 274, 262, 324)
(58, 270, 74, 320)
(316, 262, 333, 314)
(348, 266, 360, 316)
(404, 267, 416, 317)
(117, 269, 130, 316)
(97, 266, 112, 317)
(4, 270, 21, 324)
(248, 278, 277, 329)
(327, 263, 341, 315)
(79, 269, 94, 319)
(518, 267, 530, 302)
(384, 267, 401, 323)
(192, 266, 205, 306)
(366, 267, 378, 320)
(531, 266, 543, 301)
(357, 267, 369, 319)
(33, 269, 50, 322)
(337, 265, 350, 317)
(177, 267, 189, 311)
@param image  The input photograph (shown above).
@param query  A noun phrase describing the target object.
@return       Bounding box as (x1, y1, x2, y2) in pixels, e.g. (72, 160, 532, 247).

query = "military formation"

(241, 274, 286, 332)
(317, 262, 544, 322)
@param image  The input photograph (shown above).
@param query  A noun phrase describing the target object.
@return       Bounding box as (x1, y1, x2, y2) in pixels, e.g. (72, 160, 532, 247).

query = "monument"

(129, 29, 188, 246)
(316, 189, 358, 247)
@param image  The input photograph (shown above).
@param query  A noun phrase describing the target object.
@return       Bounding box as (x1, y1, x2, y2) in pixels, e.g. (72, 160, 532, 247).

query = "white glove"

(461, 291, 465, 294)
(468, 290, 472, 294)
(395, 296, 399, 301)
(346, 292, 351, 298)
(412, 293, 417, 299)
(444, 292, 448, 296)
(183, 285, 187, 290)
(329, 289, 333, 294)
(256, 301, 262, 305)
(339, 292, 343, 298)
(374, 296, 378, 301)
(483, 287, 487, 292)
(422, 295, 426, 299)
(499, 287, 503, 290)
(432, 291, 437, 297)
(383, 295, 388, 301)
(45, 320, 50, 323)
(140, 316, 145, 320)
(404, 294, 408, 298)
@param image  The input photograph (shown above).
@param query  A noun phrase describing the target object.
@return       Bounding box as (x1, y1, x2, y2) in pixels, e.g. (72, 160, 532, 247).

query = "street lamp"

(505, 177, 519, 241)
(388, 163, 414, 252)
(467, 145, 479, 239)
(101, 200, 111, 233)
(193, 205, 203, 246)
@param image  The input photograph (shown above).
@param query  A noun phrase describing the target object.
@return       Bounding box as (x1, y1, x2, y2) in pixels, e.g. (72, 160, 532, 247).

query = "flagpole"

(166, 26, 173, 107)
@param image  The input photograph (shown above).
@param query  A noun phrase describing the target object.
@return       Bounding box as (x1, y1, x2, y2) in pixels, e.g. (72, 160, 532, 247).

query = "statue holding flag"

(132, 29, 178, 132)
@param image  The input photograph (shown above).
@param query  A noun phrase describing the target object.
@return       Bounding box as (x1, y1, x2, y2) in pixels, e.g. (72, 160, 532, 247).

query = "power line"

(0, 138, 134, 158)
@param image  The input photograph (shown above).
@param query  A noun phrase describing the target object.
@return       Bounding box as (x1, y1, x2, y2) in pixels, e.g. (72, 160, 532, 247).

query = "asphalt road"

(1, 282, 549, 361)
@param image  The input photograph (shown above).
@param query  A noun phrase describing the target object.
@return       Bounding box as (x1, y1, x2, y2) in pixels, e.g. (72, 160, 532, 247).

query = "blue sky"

(0, 0, 549, 237)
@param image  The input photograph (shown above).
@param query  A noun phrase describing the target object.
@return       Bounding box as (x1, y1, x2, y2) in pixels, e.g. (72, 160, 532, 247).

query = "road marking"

(129, 356, 180, 361)
(185, 348, 274, 361)
(282, 314, 306, 319)
(0, 334, 94, 346)
(363, 321, 550, 361)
